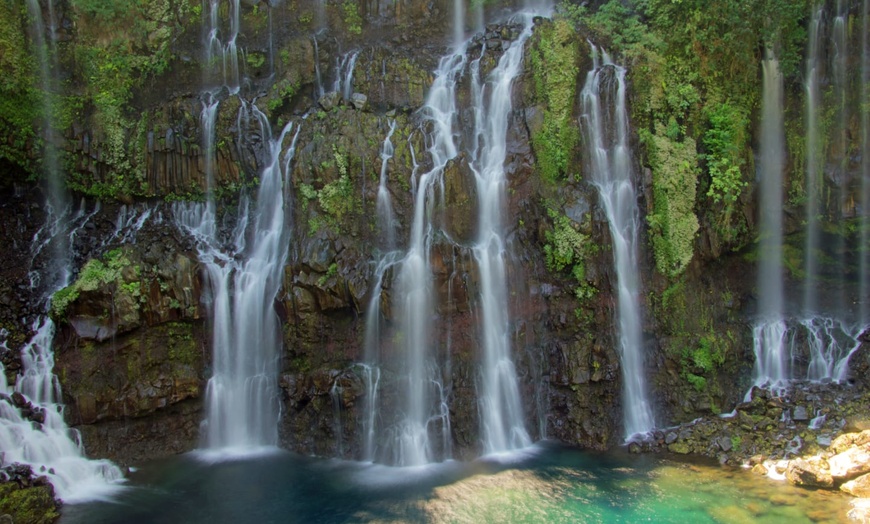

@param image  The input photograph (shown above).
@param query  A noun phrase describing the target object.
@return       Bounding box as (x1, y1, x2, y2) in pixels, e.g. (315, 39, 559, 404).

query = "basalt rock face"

(2, 1, 842, 469)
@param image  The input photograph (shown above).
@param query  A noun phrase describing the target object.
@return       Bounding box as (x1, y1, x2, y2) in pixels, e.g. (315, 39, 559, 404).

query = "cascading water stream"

(831, 0, 850, 320)
(580, 47, 655, 439)
(469, 16, 536, 454)
(799, 317, 865, 381)
(313, 38, 325, 99)
(1, 208, 125, 501)
(25, 0, 71, 291)
(453, 0, 465, 49)
(363, 10, 548, 465)
(861, 0, 870, 325)
(206, 0, 242, 93)
(803, 6, 823, 316)
(333, 50, 360, 101)
(751, 51, 787, 395)
(360, 121, 402, 462)
(389, 42, 467, 467)
(0, 5, 125, 502)
(377, 120, 398, 248)
(175, 107, 300, 453)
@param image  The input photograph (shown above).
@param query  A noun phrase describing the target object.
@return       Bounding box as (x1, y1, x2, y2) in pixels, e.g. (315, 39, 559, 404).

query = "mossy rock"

(0, 483, 59, 524)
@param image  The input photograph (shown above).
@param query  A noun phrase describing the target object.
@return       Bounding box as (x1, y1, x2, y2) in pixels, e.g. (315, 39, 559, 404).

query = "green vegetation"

(50, 248, 140, 318)
(0, 483, 59, 524)
(643, 126, 700, 277)
(62, 0, 199, 200)
(543, 206, 598, 310)
(653, 278, 736, 403)
(561, 0, 810, 275)
(0, 2, 41, 179)
(342, 0, 362, 35)
(268, 78, 301, 112)
(529, 18, 581, 183)
(702, 102, 749, 244)
(246, 52, 266, 70)
(302, 146, 361, 234)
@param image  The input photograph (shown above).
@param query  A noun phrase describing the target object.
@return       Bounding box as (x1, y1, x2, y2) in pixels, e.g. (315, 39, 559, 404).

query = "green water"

(60, 443, 849, 523)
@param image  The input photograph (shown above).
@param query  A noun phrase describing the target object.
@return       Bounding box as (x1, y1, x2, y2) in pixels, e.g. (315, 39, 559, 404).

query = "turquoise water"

(61, 443, 849, 523)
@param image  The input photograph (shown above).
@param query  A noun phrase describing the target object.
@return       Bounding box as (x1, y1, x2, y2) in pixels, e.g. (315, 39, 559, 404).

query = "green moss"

(642, 125, 700, 278)
(0, 483, 59, 524)
(543, 206, 598, 309)
(166, 322, 197, 367)
(0, 2, 41, 179)
(529, 18, 580, 183)
(50, 248, 139, 318)
(246, 52, 266, 69)
(341, 0, 362, 35)
(267, 78, 301, 113)
(61, 0, 199, 200)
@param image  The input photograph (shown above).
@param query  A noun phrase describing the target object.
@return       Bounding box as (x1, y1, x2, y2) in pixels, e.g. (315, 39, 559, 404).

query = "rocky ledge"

(633, 381, 870, 466)
(0, 463, 60, 523)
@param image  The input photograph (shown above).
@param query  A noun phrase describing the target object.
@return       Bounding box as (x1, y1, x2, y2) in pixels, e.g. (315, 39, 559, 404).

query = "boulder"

(668, 441, 691, 454)
(319, 91, 341, 111)
(832, 431, 870, 454)
(842, 474, 870, 498)
(350, 93, 367, 110)
(751, 464, 768, 476)
(849, 499, 870, 523)
(830, 444, 870, 481)
(785, 458, 834, 488)
(793, 405, 810, 421)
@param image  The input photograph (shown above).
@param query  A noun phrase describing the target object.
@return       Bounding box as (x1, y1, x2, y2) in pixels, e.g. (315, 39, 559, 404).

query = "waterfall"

(861, 0, 870, 326)
(389, 42, 466, 467)
(206, 0, 242, 93)
(25, 0, 70, 291)
(800, 317, 865, 381)
(803, 7, 823, 316)
(0, 323, 124, 504)
(175, 107, 300, 452)
(377, 120, 398, 248)
(470, 18, 535, 454)
(580, 47, 655, 439)
(1, 209, 125, 501)
(0, 4, 124, 502)
(313, 37, 325, 99)
(361, 10, 547, 465)
(751, 52, 787, 392)
(453, 0, 465, 49)
(333, 50, 360, 101)
(360, 121, 401, 462)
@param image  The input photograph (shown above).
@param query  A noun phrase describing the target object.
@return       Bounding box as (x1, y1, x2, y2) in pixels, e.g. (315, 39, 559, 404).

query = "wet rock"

(751, 463, 768, 475)
(665, 431, 678, 445)
(849, 499, 870, 523)
(350, 93, 367, 110)
(319, 91, 341, 111)
(793, 405, 810, 422)
(10, 392, 26, 408)
(668, 441, 691, 454)
(833, 430, 870, 454)
(717, 436, 733, 452)
(785, 458, 834, 488)
(830, 444, 870, 481)
(843, 474, 870, 498)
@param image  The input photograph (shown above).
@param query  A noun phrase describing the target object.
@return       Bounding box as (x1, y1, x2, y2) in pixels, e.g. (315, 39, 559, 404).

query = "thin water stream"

(580, 47, 655, 438)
